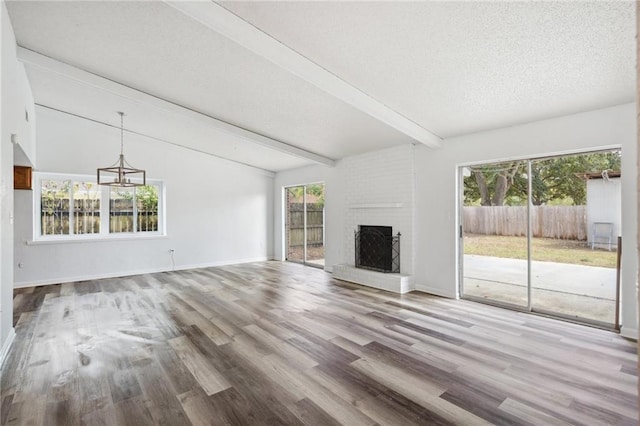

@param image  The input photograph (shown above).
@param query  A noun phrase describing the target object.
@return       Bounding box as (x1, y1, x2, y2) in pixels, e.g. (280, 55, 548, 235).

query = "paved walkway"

(463, 255, 616, 300)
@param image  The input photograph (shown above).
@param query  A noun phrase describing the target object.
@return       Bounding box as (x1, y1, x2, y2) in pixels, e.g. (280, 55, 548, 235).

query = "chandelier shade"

(97, 112, 146, 187)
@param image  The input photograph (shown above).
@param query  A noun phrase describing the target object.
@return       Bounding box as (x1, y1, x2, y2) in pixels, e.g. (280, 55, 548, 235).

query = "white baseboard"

(0, 328, 16, 370)
(13, 256, 274, 288)
(413, 284, 457, 299)
(172, 256, 274, 273)
(620, 326, 638, 340)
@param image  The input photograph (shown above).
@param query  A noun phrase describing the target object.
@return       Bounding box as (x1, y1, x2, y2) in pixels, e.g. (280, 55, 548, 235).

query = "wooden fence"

(463, 205, 587, 240)
(287, 202, 324, 246)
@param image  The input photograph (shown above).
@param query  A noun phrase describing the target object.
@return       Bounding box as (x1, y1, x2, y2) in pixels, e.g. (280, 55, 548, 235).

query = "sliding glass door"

(460, 150, 621, 328)
(460, 161, 530, 309)
(529, 152, 620, 325)
(285, 183, 325, 267)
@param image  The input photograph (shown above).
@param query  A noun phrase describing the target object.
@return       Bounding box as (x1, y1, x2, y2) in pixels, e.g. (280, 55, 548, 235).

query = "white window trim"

(33, 171, 166, 242)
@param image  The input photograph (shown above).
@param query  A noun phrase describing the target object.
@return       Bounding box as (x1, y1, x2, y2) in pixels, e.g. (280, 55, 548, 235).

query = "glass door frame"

(458, 149, 620, 330)
(283, 182, 325, 269)
(457, 160, 532, 313)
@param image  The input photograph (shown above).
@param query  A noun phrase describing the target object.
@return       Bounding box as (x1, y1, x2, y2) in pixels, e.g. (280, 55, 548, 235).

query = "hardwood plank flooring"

(2, 261, 637, 425)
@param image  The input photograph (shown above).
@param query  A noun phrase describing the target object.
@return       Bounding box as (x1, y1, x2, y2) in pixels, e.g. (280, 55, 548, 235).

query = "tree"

(464, 151, 621, 206)
(465, 162, 523, 206)
(286, 184, 325, 207)
(112, 185, 158, 210)
(136, 185, 159, 211)
(512, 152, 620, 205)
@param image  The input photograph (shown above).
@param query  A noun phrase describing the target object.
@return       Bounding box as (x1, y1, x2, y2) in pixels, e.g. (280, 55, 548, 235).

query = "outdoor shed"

(584, 171, 621, 250)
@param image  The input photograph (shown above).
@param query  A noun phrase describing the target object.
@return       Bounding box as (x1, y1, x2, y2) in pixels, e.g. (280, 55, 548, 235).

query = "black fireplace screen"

(355, 226, 400, 273)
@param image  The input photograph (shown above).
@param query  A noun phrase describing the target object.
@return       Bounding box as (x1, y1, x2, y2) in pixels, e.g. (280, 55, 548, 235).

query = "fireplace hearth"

(355, 225, 400, 273)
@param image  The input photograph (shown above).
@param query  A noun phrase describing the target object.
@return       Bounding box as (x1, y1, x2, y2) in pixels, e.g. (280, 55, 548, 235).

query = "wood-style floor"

(1, 261, 637, 425)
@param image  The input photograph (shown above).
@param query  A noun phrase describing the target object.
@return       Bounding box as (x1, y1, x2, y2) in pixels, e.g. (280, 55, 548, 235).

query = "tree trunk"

(494, 162, 521, 206)
(492, 174, 508, 206)
(473, 171, 492, 206)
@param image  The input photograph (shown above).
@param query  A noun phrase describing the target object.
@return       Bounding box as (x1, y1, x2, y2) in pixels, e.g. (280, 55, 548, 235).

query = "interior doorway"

(459, 149, 621, 329)
(285, 183, 325, 268)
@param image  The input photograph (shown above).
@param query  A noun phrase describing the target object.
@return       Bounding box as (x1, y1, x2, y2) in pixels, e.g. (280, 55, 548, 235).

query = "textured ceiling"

(5, 1, 636, 171)
(221, 0, 635, 138)
(24, 66, 313, 172)
(6, 0, 415, 171)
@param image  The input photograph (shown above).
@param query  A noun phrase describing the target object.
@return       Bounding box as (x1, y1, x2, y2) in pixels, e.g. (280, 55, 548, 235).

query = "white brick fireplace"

(332, 145, 415, 293)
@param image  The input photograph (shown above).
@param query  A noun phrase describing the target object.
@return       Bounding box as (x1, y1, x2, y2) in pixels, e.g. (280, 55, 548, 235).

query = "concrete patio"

(463, 254, 617, 323)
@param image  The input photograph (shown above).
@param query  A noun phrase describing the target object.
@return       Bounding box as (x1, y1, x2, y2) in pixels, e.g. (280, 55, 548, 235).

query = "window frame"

(33, 172, 166, 242)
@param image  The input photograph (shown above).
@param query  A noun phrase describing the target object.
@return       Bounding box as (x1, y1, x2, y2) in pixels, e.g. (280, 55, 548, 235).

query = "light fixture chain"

(120, 111, 124, 156)
(98, 111, 146, 187)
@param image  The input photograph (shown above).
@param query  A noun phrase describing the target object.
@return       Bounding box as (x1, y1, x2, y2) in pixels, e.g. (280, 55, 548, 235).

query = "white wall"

(273, 103, 638, 338)
(273, 145, 416, 275)
(14, 106, 274, 286)
(10, 62, 35, 167)
(340, 145, 415, 276)
(0, 0, 7, 358)
(1, 1, 36, 359)
(415, 103, 637, 337)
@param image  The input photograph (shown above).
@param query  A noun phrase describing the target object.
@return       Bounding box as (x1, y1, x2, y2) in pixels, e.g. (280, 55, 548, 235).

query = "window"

(110, 187, 134, 233)
(136, 184, 159, 232)
(74, 182, 101, 235)
(41, 179, 71, 236)
(109, 185, 160, 233)
(35, 173, 164, 241)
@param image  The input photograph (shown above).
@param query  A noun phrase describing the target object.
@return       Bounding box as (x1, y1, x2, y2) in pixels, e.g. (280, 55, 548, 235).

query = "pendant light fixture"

(97, 112, 146, 187)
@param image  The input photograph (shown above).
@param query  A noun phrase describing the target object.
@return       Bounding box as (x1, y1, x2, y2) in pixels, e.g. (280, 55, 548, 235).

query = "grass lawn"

(463, 234, 617, 268)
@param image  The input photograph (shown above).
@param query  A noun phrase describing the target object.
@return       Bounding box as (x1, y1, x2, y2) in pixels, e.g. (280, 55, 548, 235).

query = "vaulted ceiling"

(6, 1, 635, 172)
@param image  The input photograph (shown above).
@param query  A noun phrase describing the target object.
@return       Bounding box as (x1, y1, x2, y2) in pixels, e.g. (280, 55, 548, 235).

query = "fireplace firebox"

(355, 226, 400, 273)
